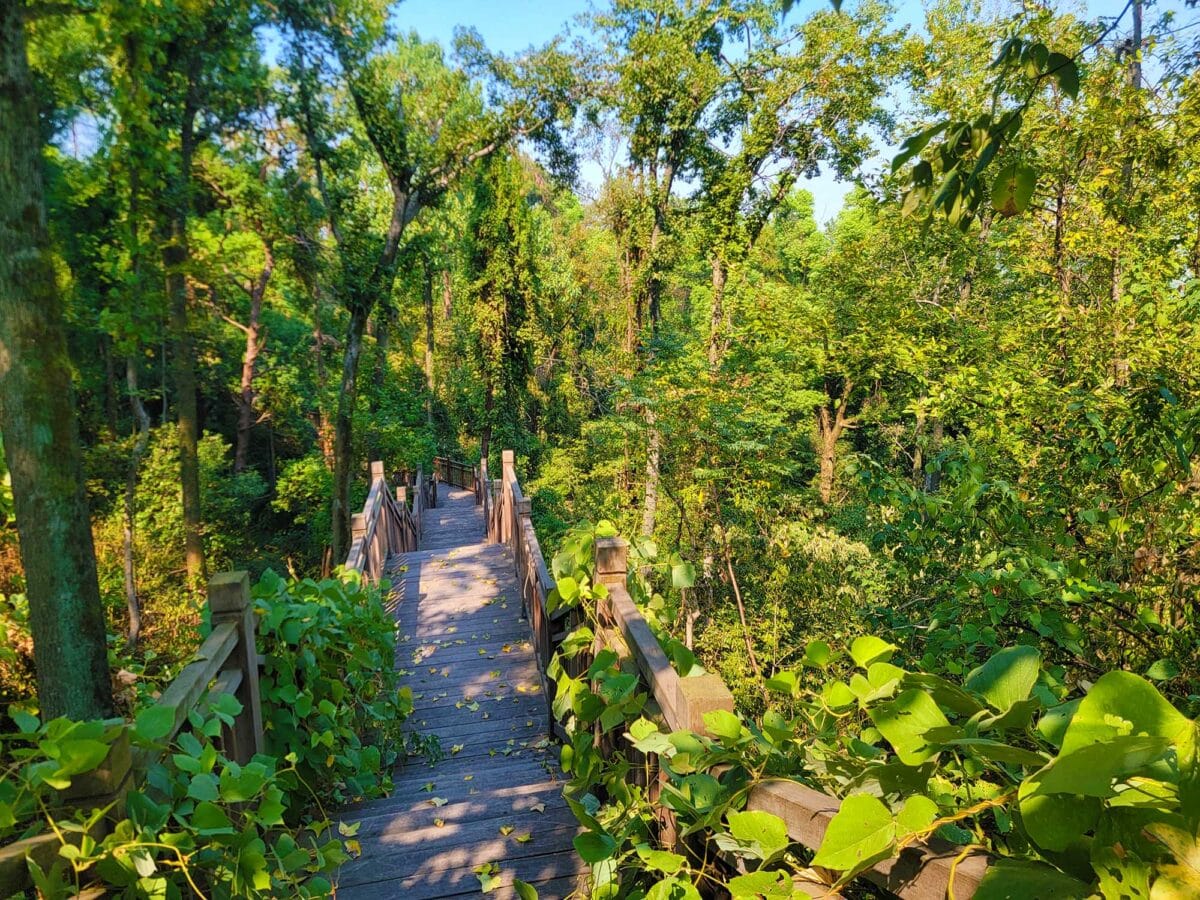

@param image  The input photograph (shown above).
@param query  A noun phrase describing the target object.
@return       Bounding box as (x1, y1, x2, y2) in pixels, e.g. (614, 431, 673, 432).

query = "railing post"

(351, 513, 366, 545)
(502, 450, 515, 544)
(208, 571, 264, 764)
(595, 537, 628, 587)
(370, 460, 384, 483)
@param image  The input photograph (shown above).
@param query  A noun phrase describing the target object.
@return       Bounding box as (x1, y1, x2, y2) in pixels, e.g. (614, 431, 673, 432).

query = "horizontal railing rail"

(345, 460, 427, 580)
(488, 448, 993, 899)
(433, 455, 476, 493)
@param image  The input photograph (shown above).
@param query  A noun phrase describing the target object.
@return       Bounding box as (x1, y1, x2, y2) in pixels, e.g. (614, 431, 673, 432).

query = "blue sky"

(393, 0, 1188, 222)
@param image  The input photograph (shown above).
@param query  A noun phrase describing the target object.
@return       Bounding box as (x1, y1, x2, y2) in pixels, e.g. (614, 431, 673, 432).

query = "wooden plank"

(337, 484, 582, 897)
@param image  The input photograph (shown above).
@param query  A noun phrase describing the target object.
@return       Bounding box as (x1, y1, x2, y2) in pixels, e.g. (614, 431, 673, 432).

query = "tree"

(0, 1, 114, 719)
(283, 12, 574, 559)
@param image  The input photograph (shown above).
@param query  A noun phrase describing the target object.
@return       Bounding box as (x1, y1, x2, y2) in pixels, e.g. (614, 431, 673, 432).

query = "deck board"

(337, 483, 586, 899)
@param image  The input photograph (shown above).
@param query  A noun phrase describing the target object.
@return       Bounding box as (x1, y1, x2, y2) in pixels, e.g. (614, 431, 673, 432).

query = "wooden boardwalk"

(336, 484, 587, 899)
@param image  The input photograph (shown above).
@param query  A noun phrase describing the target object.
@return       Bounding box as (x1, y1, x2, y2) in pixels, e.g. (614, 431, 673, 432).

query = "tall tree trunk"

(124, 358, 151, 645)
(234, 245, 272, 474)
(0, 6, 115, 719)
(641, 408, 660, 538)
(707, 255, 728, 368)
(480, 378, 495, 465)
(923, 420, 944, 493)
(161, 103, 204, 590)
(331, 305, 369, 561)
(425, 261, 436, 427)
(815, 379, 854, 506)
(442, 269, 452, 320)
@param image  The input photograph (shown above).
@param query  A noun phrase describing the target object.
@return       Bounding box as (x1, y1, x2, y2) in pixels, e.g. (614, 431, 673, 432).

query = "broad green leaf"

(974, 859, 1089, 899)
(869, 689, 950, 766)
(636, 846, 685, 874)
(726, 809, 790, 859)
(133, 705, 176, 742)
(1046, 52, 1079, 98)
(513, 879, 539, 900)
(895, 795, 938, 838)
(965, 646, 1040, 712)
(191, 801, 234, 835)
(574, 830, 617, 863)
(728, 869, 800, 898)
(1145, 659, 1180, 681)
(991, 162, 1037, 216)
(1024, 735, 1169, 798)
(1018, 792, 1100, 852)
(1059, 671, 1193, 760)
(850, 636, 896, 668)
(804, 640, 832, 667)
(811, 793, 895, 875)
(703, 709, 743, 742)
(671, 561, 696, 589)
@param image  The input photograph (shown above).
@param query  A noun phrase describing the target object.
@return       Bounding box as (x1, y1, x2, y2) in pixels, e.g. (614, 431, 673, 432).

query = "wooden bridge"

(0, 451, 994, 899)
(334, 464, 588, 898)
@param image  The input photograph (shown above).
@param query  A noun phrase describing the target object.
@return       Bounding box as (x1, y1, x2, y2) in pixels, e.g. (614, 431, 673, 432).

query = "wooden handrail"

(344, 460, 426, 580)
(0, 570, 264, 895)
(433, 455, 476, 492)
(488, 448, 993, 900)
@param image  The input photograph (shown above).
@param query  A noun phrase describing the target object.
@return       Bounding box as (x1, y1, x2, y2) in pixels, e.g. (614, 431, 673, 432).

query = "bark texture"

(0, 6, 115, 719)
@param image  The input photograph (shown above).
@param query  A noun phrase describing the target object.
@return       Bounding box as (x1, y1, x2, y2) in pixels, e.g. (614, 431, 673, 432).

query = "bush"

(253, 570, 415, 809)
(0, 703, 347, 899)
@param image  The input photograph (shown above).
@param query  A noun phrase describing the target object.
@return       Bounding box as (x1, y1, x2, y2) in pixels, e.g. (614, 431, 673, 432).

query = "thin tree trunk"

(442, 269, 452, 320)
(331, 305, 369, 561)
(480, 378, 495, 464)
(425, 261, 436, 426)
(707, 255, 728, 368)
(161, 101, 204, 589)
(923, 420, 943, 493)
(124, 358, 151, 645)
(816, 379, 854, 505)
(0, 6, 115, 719)
(234, 244, 272, 473)
(641, 407, 660, 538)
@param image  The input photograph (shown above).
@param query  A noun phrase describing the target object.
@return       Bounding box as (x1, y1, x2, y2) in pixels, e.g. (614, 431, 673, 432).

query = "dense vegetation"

(2, 0, 1199, 895)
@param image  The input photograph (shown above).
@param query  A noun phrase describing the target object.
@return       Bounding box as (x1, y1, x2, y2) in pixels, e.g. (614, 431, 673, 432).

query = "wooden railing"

(487, 449, 992, 899)
(345, 461, 430, 580)
(0, 571, 263, 895)
(433, 455, 476, 493)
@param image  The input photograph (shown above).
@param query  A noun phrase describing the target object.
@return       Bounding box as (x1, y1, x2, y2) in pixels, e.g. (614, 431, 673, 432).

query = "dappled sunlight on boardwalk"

(336, 484, 587, 899)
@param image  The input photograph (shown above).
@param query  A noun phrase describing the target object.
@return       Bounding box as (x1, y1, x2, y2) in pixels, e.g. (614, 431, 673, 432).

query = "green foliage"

(546, 523, 1200, 897)
(253, 569, 415, 808)
(0, 709, 346, 898)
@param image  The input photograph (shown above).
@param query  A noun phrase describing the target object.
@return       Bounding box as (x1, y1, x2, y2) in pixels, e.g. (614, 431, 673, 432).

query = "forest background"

(0, 0, 1197, 735)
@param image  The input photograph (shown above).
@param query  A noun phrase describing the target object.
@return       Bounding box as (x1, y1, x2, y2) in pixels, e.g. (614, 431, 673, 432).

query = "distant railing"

(433, 456, 476, 493)
(0, 571, 263, 895)
(487, 449, 993, 899)
(345, 461, 431, 581)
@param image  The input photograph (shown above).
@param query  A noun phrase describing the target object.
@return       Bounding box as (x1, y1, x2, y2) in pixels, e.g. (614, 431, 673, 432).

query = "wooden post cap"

(208, 570, 251, 614)
(676, 674, 736, 736)
(351, 513, 367, 539)
(595, 538, 628, 585)
(370, 460, 385, 480)
(502, 449, 515, 465)
(397, 486, 406, 502)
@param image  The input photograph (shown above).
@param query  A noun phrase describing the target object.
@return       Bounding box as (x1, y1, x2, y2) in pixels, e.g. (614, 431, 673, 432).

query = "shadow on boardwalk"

(336, 484, 587, 899)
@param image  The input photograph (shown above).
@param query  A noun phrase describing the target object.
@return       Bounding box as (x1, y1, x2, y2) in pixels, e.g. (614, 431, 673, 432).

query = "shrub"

(253, 570, 414, 809)
(0, 703, 347, 899)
